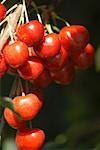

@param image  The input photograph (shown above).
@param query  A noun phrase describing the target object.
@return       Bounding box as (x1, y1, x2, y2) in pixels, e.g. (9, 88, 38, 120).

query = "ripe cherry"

(3, 41, 29, 68)
(72, 43, 95, 70)
(18, 57, 44, 80)
(50, 62, 75, 85)
(4, 108, 25, 129)
(45, 46, 69, 70)
(0, 54, 8, 74)
(16, 20, 44, 47)
(16, 128, 45, 150)
(34, 69, 52, 88)
(13, 93, 43, 121)
(59, 25, 89, 50)
(35, 33, 61, 59)
(0, 3, 7, 21)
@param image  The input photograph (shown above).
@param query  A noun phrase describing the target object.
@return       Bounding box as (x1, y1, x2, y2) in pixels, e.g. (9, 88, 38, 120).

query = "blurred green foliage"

(0, 0, 100, 149)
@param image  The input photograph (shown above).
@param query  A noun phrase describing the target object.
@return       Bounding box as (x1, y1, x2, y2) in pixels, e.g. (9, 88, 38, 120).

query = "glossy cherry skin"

(50, 62, 75, 85)
(45, 46, 69, 70)
(3, 41, 29, 68)
(59, 25, 89, 50)
(4, 108, 25, 129)
(16, 128, 45, 150)
(34, 69, 52, 88)
(72, 43, 95, 70)
(0, 3, 7, 21)
(35, 33, 61, 59)
(0, 54, 8, 74)
(13, 93, 43, 121)
(18, 57, 44, 80)
(16, 20, 44, 47)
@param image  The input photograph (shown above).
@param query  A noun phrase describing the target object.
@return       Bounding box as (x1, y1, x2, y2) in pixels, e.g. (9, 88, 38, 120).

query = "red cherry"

(0, 3, 7, 21)
(16, 128, 45, 150)
(16, 20, 44, 47)
(50, 62, 75, 85)
(34, 69, 52, 88)
(72, 43, 95, 70)
(45, 46, 69, 70)
(59, 25, 89, 50)
(18, 57, 44, 80)
(0, 54, 8, 74)
(35, 33, 61, 59)
(4, 108, 25, 129)
(3, 41, 29, 68)
(13, 93, 43, 121)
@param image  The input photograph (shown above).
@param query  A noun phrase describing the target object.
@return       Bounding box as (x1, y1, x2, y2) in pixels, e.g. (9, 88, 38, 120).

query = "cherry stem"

(6, 4, 18, 15)
(31, 1, 43, 24)
(17, 77, 24, 95)
(52, 12, 70, 26)
(9, 76, 18, 98)
(1, 0, 6, 4)
(45, 24, 53, 34)
(0, 4, 23, 53)
(18, 6, 25, 26)
(0, 16, 8, 27)
(22, 92, 25, 96)
(7, 15, 15, 43)
(52, 25, 60, 32)
(25, 81, 29, 94)
(23, 0, 29, 23)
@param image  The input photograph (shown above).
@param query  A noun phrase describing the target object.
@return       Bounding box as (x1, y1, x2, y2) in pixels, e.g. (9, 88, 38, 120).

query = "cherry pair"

(4, 92, 45, 150)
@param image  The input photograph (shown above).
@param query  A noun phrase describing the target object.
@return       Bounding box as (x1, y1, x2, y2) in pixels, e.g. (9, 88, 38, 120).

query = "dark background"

(0, 0, 100, 149)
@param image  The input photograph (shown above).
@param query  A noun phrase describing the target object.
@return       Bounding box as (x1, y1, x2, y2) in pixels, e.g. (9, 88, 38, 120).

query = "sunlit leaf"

(95, 45, 100, 71)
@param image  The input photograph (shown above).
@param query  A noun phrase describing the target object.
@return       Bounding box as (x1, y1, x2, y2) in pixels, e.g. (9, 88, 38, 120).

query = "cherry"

(35, 33, 61, 59)
(59, 25, 89, 50)
(16, 20, 44, 47)
(18, 57, 44, 80)
(34, 69, 52, 88)
(4, 108, 25, 129)
(72, 43, 95, 70)
(3, 41, 29, 68)
(50, 61, 75, 85)
(0, 54, 8, 74)
(16, 128, 45, 150)
(45, 46, 69, 70)
(0, 3, 7, 21)
(13, 93, 43, 121)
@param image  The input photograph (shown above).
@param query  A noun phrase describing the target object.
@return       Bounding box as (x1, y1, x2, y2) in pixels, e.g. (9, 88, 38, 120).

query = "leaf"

(95, 45, 100, 71)
(0, 97, 22, 120)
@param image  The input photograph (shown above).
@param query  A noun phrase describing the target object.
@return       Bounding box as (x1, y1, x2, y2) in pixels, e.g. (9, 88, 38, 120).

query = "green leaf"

(0, 97, 22, 120)
(0, 97, 14, 110)
(95, 45, 100, 71)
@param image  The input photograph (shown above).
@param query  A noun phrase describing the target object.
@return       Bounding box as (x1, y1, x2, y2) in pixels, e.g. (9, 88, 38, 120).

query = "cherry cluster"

(0, 1, 95, 150)
(4, 91, 45, 150)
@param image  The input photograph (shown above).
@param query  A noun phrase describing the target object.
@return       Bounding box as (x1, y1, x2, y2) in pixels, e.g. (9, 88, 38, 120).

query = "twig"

(0, 4, 23, 53)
